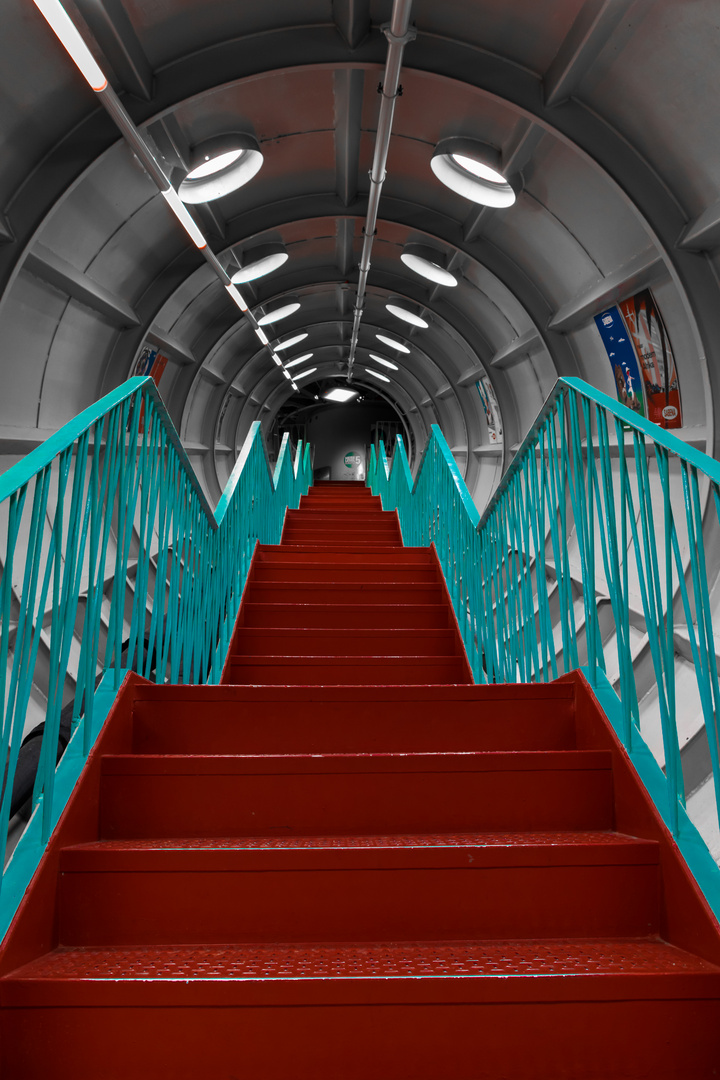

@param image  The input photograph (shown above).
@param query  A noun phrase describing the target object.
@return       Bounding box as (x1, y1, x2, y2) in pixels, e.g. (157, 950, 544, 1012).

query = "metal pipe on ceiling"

(347, 0, 415, 382)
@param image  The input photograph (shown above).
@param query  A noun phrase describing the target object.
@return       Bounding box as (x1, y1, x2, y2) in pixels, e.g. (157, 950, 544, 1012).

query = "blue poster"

(594, 307, 645, 418)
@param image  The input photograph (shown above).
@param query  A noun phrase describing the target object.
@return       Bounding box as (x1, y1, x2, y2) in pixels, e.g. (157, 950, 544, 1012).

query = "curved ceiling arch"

(0, 2, 717, 508)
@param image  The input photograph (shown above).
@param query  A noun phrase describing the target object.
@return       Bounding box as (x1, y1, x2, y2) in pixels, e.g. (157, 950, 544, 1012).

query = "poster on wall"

(131, 344, 169, 433)
(594, 289, 682, 428)
(618, 289, 682, 428)
(476, 376, 503, 444)
(594, 307, 646, 420)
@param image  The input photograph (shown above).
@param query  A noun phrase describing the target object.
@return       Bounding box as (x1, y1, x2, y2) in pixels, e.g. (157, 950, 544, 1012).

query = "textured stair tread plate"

(103, 750, 610, 775)
(65, 830, 651, 852)
(8, 940, 720, 1009)
(61, 831, 659, 870)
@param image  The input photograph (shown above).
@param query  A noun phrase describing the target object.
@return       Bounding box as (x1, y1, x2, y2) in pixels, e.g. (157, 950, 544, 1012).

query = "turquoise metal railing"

(369, 377, 720, 902)
(0, 375, 311, 931)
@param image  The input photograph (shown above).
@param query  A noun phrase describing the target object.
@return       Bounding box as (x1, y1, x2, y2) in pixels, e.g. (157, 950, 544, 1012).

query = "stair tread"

(102, 750, 610, 775)
(10, 938, 718, 983)
(64, 830, 649, 852)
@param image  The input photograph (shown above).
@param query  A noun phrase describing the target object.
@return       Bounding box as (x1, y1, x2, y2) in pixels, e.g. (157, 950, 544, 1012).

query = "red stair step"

(228, 628, 461, 656)
(55, 833, 659, 946)
(99, 750, 614, 839)
(131, 684, 578, 755)
(224, 655, 470, 684)
(239, 603, 452, 628)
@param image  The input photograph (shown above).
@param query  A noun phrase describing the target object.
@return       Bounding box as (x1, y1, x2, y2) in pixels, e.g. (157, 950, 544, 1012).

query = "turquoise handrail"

(0, 376, 312, 930)
(369, 377, 720, 863)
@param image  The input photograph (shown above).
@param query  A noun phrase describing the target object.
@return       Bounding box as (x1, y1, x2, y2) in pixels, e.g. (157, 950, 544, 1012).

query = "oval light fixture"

(295, 368, 317, 380)
(400, 243, 458, 287)
(256, 298, 300, 326)
(369, 353, 398, 370)
(386, 302, 429, 329)
(285, 353, 314, 368)
(376, 333, 410, 353)
(365, 368, 391, 383)
(231, 243, 288, 284)
(430, 137, 516, 208)
(275, 333, 309, 352)
(178, 134, 264, 204)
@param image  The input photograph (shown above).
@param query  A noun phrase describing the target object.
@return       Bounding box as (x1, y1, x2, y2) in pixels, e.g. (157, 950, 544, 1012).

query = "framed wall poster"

(476, 375, 503, 444)
(594, 307, 646, 420)
(618, 289, 682, 428)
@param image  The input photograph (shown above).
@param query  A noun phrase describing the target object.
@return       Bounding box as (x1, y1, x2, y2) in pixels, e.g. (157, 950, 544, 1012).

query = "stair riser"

(228, 630, 459, 656)
(225, 659, 468, 684)
(5, 1000, 720, 1080)
(131, 697, 577, 754)
(58, 862, 659, 945)
(100, 769, 613, 839)
(286, 512, 391, 522)
(251, 568, 439, 584)
(281, 531, 401, 544)
(243, 586, 443, 605)
(240, 604, 451, 628)
(256, 551, 433, 566)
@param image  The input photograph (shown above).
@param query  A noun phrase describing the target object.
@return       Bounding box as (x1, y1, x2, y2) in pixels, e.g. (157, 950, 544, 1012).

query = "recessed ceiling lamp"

(325, 387, 358, 403)
(365, 368, 391, 383)
(430, 137, 516, 208)
(256, 298, 301, 326)
(285, 353, 314, 368)
(230, 243, 288, 284)
(178, 134, 264, 204)
(275, 333, 308, 351)
(376, 333, 410, 353)
(369, 353, 398, 370)
(295, 368, 317, 380)
(401, 243, 458, 287)
(386, 302, 429, 329)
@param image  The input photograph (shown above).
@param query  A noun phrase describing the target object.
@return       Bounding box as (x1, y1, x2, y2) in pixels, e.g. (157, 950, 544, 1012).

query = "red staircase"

(1, 481, 720, 1078)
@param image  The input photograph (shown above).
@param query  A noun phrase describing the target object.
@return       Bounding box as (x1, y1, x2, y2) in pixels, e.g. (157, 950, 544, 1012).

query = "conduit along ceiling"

(0, 0, 718, 510)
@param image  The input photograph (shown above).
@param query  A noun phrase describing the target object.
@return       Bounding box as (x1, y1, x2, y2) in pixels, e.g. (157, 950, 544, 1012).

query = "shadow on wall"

(308, 402, 399, 481)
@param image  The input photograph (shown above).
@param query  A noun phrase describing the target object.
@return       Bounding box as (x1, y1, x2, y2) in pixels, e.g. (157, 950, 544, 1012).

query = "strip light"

(365, 368, 391, 382)
(160, 186, 207, 250)
(295, 368, 317, 380)
(32, 0, 108, 91)
(376, 334, 410, 353)
(225, 284, 249, 312)
(285, 353, 314, 369)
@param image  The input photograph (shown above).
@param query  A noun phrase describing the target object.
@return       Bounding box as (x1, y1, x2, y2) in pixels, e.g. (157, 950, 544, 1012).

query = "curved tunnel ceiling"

(0, 0, 718, 510)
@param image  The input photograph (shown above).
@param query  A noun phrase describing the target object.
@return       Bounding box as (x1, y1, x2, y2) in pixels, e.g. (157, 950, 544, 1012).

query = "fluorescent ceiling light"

(369, 353, 398, 370)
(225, 283, 249, 311)
(325, 388, 357, 403)
(179, 135, 264, 204)
(295, 368, 317, 380)
(276, 333, 308, 351)
(32, 0, 108, 91)
(231, 244, 288, 284)
(365, 368, 391, 383)
(270, 353, 283, 366)
(401, 248, 457, 287)
(285, 353, 313, 368)
(430, 137, 516, 208)
(282, 370, 291, 380)
(255, 328, 269, 345)
(257, 301, 300, 326)
(376, 334, 410, 353)
(386, 303, 429, 329)
(161, 187, 207, 249)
